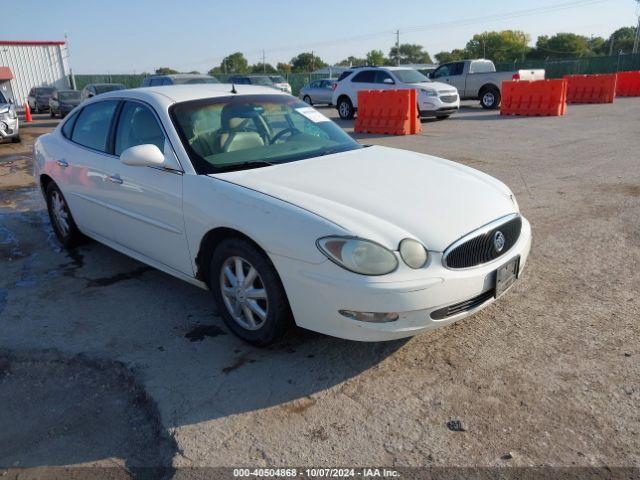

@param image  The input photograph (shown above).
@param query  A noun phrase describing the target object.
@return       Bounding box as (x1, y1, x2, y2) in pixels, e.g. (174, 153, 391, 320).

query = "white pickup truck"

(429, 59, 545, 109)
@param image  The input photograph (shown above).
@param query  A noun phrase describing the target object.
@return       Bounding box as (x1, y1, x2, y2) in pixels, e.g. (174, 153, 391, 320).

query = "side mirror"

(120, 144, 165, 168)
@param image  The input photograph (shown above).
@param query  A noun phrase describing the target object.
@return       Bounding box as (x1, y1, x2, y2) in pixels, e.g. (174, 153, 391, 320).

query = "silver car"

(0, 89, 19, 143)
(299, 79, 336, 106)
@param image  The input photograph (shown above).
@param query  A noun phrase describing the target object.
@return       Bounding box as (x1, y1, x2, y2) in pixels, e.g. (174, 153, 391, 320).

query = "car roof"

(151, 73, 213, 79)
(97, 84, 287, 108)
(88, 83, 125, 87)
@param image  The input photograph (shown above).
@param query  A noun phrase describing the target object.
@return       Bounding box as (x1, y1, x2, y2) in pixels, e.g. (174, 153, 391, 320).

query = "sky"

(4, 0, 638, 73)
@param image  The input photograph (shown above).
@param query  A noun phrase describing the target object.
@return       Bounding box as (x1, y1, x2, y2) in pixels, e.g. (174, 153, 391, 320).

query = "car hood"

(413, 81, 457, 93)
(211, 146, 517, 251)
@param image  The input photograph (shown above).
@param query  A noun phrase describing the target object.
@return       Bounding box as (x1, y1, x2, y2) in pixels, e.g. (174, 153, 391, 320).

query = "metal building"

(0, 40, 72, 107)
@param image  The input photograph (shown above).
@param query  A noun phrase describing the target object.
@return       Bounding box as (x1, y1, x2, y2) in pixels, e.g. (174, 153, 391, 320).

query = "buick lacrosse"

(34, 85, 531, 345)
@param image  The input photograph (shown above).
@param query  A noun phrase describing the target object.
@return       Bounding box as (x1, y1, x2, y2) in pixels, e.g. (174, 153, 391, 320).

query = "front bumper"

(0, 117, 19, 139)
(418, 94, 460, 117)
(272, 217, 531, 341)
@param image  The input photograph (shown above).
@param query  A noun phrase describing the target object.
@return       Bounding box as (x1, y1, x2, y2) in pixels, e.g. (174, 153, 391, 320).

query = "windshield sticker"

(295, 107, 330, 123)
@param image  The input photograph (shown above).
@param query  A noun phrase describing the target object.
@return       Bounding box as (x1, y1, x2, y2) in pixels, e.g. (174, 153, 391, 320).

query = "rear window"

(269, 76, 286, 83)
(469, 61, 495, 74)
(36, 88, 55, 95)
(337, 71, 352, 82)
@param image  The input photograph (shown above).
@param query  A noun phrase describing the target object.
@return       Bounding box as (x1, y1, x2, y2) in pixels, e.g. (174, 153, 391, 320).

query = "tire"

(480, 86, 501, 109)
(210, 238, 293, 346)
(45, 182, 83, 248)
(337, 96, 354, 120)
(303, 95, 313, 105)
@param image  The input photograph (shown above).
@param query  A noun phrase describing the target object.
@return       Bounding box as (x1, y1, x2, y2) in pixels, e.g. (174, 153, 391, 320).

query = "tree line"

(153, 25, 638, 76)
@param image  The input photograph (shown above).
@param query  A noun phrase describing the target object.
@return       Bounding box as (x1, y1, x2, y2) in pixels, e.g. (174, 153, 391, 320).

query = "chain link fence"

(74, 53, 640, 96)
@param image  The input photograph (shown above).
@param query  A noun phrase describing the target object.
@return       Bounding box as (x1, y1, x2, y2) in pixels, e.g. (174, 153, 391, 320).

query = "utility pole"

(262, 50, 266, 73)
(395, 30, 400, 65)
(64, 33, 76, 90)
(633, 0, 640, 54)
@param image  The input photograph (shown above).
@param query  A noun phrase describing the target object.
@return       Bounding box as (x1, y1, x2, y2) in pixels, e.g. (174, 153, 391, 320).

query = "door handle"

(108, 174, 123, 185)
(56, 159, 69, 168)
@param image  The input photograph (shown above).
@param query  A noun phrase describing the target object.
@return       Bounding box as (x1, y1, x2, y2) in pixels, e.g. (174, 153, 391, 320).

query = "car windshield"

(171, 94, 362, 174)
(58, 91, 81, 101)
(393, 69, 430, 84)
(249, 76, 273, 86)
(94, 84, 125, 94)
(269, 76, 286, 83)
(0, 91, 6, 104)
(175, 77, 220, 85)
(36, 88, 55, 95)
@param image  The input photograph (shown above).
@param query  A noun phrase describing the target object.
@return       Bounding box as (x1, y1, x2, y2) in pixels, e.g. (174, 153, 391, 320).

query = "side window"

(162, 78, 172, 86)
(114, 102, 165, 156)
(433, 65, 450, 78)
(310, 81, 320, 88)
(375, 71, 394, 84)
(451, 62, 465, 76)
(149, 78, 162, 86)
(71, 101, 118, 152)
(61, 110, 80, 139)
(351, 70, 376, 83)
(29, 88, 35, 97)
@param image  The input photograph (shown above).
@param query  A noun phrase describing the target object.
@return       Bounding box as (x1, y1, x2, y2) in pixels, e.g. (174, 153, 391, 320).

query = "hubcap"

(51, 191, 70, 237)
(339, 101, 350, 117)
(219, 256, 268, 331)
(483, 92, 495, 107)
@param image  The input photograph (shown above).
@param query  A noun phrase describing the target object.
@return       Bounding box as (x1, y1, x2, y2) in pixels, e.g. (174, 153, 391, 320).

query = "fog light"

(339, 310, 399, 323)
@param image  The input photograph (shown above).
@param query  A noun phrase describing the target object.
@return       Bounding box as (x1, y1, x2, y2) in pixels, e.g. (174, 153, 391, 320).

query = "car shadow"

(0, 192, 409, 470)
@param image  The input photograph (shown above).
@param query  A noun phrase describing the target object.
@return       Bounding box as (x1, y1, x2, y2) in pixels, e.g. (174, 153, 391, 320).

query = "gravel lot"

(0, 101, 638, 478)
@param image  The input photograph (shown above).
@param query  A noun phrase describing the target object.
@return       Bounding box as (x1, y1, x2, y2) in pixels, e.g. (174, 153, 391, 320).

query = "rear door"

(101, 100, 192, 275)
(59, 100, 120, 241)
(318, 80, 334, 103)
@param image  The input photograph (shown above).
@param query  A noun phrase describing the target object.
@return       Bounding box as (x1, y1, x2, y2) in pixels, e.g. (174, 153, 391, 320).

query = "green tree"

(209, 52, 249, 75)
(277, 62, 292, 74)
(365, 49, 386, 66)
(250, 63, 277, 74)
(530, 33, 591, 59)
(466, 30, 530, 62)
(587, 36, 607, 56)
(388, 43, 432, 64)
(290, 52, 327, 72)
(155, 67, 179, 75)
(606, 26, 637, 54)
(434, 49, 468, 64)
(337, 56, 366, 67)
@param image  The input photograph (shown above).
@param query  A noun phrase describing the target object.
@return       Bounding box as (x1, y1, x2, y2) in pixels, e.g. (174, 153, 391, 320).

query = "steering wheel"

(270, 127, 300, 144)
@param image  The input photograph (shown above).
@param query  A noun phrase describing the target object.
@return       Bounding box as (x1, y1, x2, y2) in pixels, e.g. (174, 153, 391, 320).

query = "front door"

(101, 100, 193, 275)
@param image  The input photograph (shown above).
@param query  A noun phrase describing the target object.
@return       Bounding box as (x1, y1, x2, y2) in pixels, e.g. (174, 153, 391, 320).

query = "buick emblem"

(493, 231, 506, 252)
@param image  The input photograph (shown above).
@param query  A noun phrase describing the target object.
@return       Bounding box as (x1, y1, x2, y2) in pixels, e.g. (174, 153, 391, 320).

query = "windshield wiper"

(214, 160, 274, 173)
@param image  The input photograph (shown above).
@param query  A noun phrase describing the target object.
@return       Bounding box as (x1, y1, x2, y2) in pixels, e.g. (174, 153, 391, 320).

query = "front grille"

(430, 289, 495, 320)
(440, 95, 458, 103)
(443, 215, 522, 269)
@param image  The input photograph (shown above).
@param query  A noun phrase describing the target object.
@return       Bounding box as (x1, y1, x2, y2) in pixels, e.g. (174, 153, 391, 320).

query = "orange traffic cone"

(24, 102, 32, 123)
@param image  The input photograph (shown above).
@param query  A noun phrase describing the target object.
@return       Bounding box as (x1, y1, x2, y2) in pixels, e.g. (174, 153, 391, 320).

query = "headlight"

(421, 89, 438, 97)
(8, 107, 17, 119)
(399, 239, 428, 269)
(317, 236, 398, 275)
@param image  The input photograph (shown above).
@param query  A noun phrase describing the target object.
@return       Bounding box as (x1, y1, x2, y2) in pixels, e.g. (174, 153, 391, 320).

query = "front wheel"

(337, 97, 354, 120)
(480, 87, 501, 109)
(45, 182, 83, 248)
(303, 95, 313, 105)
(210, 238, 293, 346)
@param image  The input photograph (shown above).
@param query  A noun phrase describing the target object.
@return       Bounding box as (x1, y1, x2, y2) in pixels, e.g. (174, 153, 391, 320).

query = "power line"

(169, 0, 613, 71)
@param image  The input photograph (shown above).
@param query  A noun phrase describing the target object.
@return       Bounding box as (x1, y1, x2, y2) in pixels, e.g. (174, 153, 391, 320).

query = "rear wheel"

(303, 95, 313, 105)
(480, 86, 501, 109)
(210, 238, 293, 346)
(337, 97, 354, 120)
(45, 182, 83, 248)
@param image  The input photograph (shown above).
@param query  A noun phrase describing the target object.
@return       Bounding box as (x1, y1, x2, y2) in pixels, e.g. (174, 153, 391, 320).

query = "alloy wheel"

(219, 256, 269, 330)
(483, 92, 495, 108)
(51, 191, 70, 237)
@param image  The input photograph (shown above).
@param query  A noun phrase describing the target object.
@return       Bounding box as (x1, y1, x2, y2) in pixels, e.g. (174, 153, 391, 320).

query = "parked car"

(34, 84, 531, 345)
(332, 66, 460, 120)
(430, 59, 545, 109)
(227, 75, 276, 88)
(27, 86, 55, 113)
(0, 89, 19, 143)
(268, 75, 292, 94)
(299, 79, 336, 105)
(81, 83, 126, 101)
(141, 73, 219, 87)
(49, 89, 82, 118)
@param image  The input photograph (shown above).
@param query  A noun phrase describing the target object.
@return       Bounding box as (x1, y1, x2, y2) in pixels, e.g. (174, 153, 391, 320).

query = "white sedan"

(34, 84, 531, 345)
